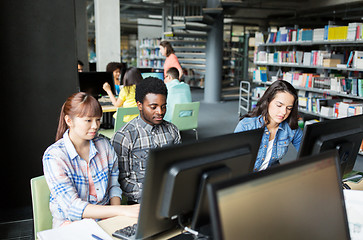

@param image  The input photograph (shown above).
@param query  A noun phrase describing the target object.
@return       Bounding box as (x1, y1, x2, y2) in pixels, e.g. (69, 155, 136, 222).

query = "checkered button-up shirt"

(43, 130, 122, 228)
(111, 116, 181, 203)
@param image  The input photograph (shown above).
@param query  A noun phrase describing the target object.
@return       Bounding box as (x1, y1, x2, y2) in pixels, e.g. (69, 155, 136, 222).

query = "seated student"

(111, 77, 181, 204)
(77, 60, 84, 72)
(103, 67, 143, 122)
(163, 67, 192, 122)
(42, 92, 139, 228)
(106, 62, 126, 95)
(234, 80, 303, 171)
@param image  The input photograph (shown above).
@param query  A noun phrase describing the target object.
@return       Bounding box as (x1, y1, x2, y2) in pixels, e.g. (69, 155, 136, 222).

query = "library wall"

(0, 0, 78, 220)
(137, 18, 163, 40)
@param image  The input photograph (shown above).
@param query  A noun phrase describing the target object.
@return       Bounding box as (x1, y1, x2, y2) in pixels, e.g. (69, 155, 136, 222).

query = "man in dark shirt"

(111, 77, 181, 204)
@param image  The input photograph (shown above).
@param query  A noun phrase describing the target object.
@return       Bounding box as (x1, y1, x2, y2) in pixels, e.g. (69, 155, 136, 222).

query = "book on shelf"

(297, 28, 313, 41)
(353, 51, 363, 69)
(303, 52, 312, 66)
(335, 101, 363, 118)
(313, 28, 325, 42)
(328, 26, 348, 41)
(324, 25, 329, 41)
(346, 51, 355, 67)
(359, 79, 363, 97)
(347, 23, 361, 41)
(253, 67, 268, 82)
(252, 86, 267, 99)
(289, 29, 298, 42)
(320, 106, 334, 117)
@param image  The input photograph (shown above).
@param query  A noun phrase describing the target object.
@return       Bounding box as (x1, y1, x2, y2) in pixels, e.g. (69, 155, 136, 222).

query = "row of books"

(255, 49, 363, 69)
(298, 90, 363, 118)
(138, 59, 164, 68)
(254, 50, 346, 67)
(263, 22, 363, 44)
(139, 38, 162, 48)
(281, 72, 363, 96)
(139, 48, 163, 59)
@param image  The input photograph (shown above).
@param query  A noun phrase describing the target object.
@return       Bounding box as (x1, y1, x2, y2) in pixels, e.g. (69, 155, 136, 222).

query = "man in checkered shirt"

(111, 77, 181, 204)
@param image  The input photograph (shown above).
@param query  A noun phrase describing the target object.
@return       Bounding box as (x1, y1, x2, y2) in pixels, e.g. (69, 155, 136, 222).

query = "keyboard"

(99, 101, 112, 106)
(112, 224, 137, 240)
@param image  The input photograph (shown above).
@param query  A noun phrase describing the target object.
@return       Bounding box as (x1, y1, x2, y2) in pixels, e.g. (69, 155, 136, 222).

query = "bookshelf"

(137, 38, 164, 69)
(252, 24, 363, 122)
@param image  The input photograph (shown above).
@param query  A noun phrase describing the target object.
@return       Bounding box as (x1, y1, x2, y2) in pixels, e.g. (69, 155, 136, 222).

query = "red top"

(163, 53, 182, 77)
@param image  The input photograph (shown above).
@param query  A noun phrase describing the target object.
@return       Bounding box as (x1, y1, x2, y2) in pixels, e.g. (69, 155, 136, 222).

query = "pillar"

(94, 0, 121, 71)
(204, 13, 224, 103)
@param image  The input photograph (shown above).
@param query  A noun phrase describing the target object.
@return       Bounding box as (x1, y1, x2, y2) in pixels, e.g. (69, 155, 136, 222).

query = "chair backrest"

(171, 102, 200, 131)
(30, 175, 52, 238)
(113, 107, 139, 132)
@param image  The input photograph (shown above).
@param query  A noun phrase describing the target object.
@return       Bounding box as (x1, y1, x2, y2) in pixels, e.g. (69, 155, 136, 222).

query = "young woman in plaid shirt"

(43, 92, 139, 228)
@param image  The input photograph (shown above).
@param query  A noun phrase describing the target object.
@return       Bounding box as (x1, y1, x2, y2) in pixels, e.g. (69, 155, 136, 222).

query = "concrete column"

(94, 0, 121, 71)
(204, 13, 224, 103)
(162, 5, 168, 33)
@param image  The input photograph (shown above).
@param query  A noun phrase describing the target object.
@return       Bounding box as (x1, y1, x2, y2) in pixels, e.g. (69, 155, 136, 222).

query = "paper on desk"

(37, 218, 113, 240)
(344, 189, 363, 240)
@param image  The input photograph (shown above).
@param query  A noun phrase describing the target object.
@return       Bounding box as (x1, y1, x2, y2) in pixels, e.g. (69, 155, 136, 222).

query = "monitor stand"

(168, 167, 232, 240)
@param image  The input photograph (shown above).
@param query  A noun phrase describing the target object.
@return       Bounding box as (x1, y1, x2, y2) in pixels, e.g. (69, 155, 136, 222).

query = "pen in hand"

(91, 234, 104, 240)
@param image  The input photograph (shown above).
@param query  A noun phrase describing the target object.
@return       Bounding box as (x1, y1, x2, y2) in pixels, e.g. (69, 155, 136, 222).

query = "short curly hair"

(135, 77, 168, 103)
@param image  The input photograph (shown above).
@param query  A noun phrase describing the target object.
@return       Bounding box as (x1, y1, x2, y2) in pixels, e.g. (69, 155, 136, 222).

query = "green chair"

(30, 175, 52, 239)
(99, 107, 139, 139)
(171, 102, 200, 140)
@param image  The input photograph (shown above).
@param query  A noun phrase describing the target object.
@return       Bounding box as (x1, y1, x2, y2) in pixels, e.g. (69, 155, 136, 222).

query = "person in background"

(106, 62, 126, 95)
(103, 67, 143, 122)
(77, 60, 84, 72)
(163, 67, 192, 122)
(159, 40, 183, 80)
(111, 77, 181, 204)
(234, 80, 303, 172)
(43, 92, 139, 228)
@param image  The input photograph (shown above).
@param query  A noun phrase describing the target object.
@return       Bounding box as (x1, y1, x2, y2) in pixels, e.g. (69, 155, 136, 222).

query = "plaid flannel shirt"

(43, 130, 122, 228)
(111, 116, 181, 203)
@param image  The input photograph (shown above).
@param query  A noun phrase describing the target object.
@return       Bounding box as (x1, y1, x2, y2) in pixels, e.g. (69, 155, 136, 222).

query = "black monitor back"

(298, 115, 363, 176)
(134, 129, 264, 239)
(208, 150, 350, 240)
(78, 72, 115, 97)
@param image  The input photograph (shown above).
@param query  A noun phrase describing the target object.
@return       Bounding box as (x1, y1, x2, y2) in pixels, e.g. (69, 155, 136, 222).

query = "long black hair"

(244, 80, 299, 130)
(123, 67, 143, 94)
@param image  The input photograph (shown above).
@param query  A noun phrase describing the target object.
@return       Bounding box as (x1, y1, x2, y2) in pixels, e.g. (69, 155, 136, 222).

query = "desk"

(98, 216, 182, 240)
(99, 96, 117, 113)
(102, 105, 117, 113)
(346, 180, 363, 190)
(100, 98, 117, 129)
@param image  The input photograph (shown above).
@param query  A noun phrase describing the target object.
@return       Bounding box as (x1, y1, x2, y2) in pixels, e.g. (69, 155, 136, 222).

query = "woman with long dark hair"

(235, 80, 303, 171)
(106, 62, 126, 95)
(43, 92, 139, 228)
(103, 67, 143, 122)
(159, 40, 183, 79)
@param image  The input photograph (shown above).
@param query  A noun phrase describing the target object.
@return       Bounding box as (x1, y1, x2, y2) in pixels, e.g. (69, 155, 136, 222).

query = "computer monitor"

(131, 129, 264, 240)
(141, 72, 164, 80)
(207, 150, 350, 240)
(78, 72, 116, 98)
(298, 114, 363, 176)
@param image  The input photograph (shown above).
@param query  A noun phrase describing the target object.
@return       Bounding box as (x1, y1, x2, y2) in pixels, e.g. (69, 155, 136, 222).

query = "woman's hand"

(122, 204, 140, 218)
(103, 82, 111, 92)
